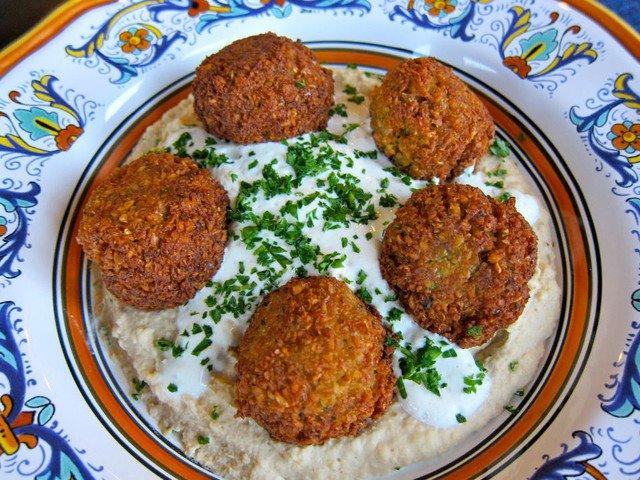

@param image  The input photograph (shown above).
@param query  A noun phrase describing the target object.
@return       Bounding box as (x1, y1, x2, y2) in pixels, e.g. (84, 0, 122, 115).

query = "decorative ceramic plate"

(0, 0, 639, 479)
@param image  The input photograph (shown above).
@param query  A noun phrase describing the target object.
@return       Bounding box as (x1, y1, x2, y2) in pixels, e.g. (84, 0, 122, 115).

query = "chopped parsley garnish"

(442, 348, 457, 358)
(508, 360, 519, 372)
(383, 166, 412, 185)
(348, 95, 365, 105)
(210, 406, 221, 420)
(490, 138, 510, 158)
(497, 192, 512, 202)
(191, 338, 212, 356)
(386, 336, 449, 398)
(466, 325, 483, 339)
(379, 193, 397, 207)
(343, 84, 357, 95)
(329, 103, 348, 117)
(354, 149, 378, 159)
(462, 370, 486, 394)
(387, 307, 402, 322)
(131, 378, 147, 400)
(156, 338, 173, 352)
(356, 270, 367, 285)
(504, 405, 518, 414)
(456, 413, 467, 423)
(197, 435, 210, 445)
(485, 180, 504, 189)
(192, 147, 231, 168)
(167, 383, 178, 393)
(346, 63, 357, 69)
(172, 132, 193, 157)
(516, 389, 525, 397)
(295, 79, 306, 89)
(171, 344, 185, 358)
(356, 287, 373, 303)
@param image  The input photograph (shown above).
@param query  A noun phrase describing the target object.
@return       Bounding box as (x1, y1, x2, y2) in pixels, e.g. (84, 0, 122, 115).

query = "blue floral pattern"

(0, 180, 39, 284)
(529, 431, 604, 479)
(386, 0, 492, 41)
(0, 75, 95, 177)
(66, 0, 371, 84)
(0, 302, 102, 479)
(482, 4, 602, 92)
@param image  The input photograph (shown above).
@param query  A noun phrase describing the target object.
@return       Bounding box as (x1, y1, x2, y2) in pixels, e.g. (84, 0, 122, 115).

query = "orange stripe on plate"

(64, 85, 214, 479)
(0, 0, 637, 79)
(0, 0, 112, 78)
(564, 0, 640, 59)
(63, 50, 591, 478)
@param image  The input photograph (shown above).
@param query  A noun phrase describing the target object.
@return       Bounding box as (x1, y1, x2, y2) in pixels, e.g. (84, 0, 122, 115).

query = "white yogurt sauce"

(150, 71, 537, 427)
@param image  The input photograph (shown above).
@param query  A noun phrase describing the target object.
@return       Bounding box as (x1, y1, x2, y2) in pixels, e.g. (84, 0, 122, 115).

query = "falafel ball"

(380, 184, 537, 348)
(77, 152, 229, 310)
(370, 57, 494, 181)
(193, 33, 334, 144)
(235, 276, 394, 445)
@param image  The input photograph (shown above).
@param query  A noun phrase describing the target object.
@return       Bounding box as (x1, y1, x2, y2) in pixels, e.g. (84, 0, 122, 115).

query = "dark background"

(0, 0, 637, 48)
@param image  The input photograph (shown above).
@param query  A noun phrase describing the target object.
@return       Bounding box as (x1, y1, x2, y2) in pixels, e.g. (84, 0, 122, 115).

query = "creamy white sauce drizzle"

(150, 71, 538, 427)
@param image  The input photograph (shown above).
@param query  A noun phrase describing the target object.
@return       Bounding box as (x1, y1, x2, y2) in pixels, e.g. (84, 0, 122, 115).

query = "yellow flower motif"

(425, 0, 457, 17)
(118, 28, 151, 55)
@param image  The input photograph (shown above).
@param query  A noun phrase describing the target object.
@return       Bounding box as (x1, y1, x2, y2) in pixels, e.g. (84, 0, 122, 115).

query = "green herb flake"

(387, 307, 402, 322)
(397, 377, 408, 399)
(131, 378, 147, 400)
(356, 287, 373, 303)
(346, 63, 357, 69)
(490, 138, 510, 158)
(508, 360, 519, 372)
(485, 180, 504, 189)
(329, 103, 348, 117)
(442, 348, 457, 358)
(167, 383, 178, 393)
(295, 79, 306, 89)
(171, 344, 185, 358)
(197, 435, 210, 445)
(343, 84, 357, 95)
(456, 413, 467, 423)
(210, 405, 221, 420)
(497, 192, 512, 202)
(172, 132, 193, 157)
(504, 405, 518, 414)
(379, 194, 397, 208)
(466, 325, 483, 339)
(155, 338, 173, 352)
(387, 335, 446, 397)
(192, 338, 213, 356)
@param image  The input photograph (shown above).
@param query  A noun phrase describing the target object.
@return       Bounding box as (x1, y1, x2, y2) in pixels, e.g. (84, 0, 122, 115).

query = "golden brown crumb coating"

(235, 276, 395, 445)
(193, 32, 334, 144)
(380, 184, 537, 347)
(370, 57, 494, 181)
(77, 152, 228, 310)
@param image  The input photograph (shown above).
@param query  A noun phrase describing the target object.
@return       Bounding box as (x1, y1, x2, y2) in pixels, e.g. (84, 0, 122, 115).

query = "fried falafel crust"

(235, 276, 395, 445)
(193, 32, 334, 144)
(380, 184, 537, 348)
(77, 152, 229, 311)
(370, 57, 494, 181)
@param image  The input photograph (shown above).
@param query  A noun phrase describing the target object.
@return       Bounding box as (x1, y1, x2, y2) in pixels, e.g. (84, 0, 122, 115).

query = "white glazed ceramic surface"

(0, 0, 638, 479)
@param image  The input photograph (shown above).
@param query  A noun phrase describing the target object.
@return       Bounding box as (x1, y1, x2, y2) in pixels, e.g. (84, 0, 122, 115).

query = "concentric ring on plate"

(55, 46, 600, 480)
